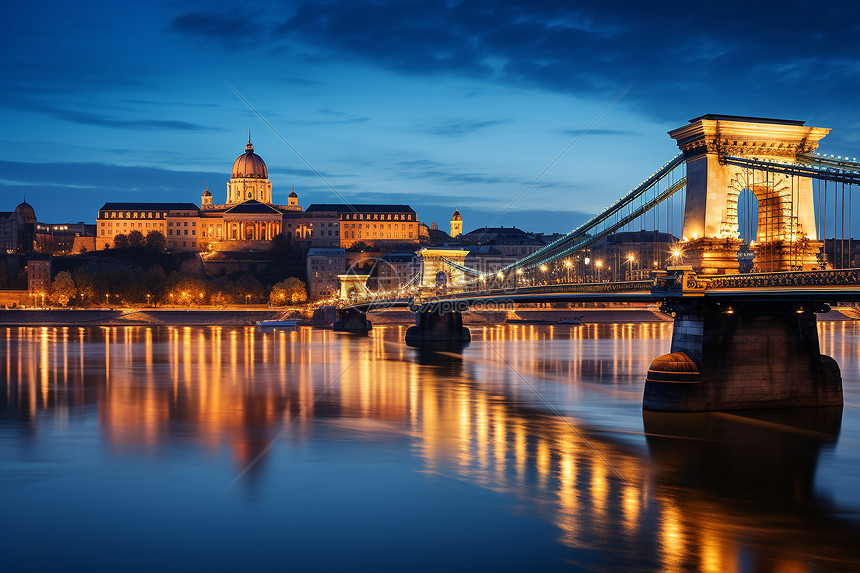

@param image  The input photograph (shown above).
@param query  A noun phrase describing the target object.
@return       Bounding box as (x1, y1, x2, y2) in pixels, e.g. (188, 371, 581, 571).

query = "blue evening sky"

(2, 0, 860, 233)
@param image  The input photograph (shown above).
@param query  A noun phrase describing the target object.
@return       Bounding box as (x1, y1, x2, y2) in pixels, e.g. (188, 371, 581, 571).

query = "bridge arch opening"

(724, 170, 814, 272)
(435, 271, 449, 287)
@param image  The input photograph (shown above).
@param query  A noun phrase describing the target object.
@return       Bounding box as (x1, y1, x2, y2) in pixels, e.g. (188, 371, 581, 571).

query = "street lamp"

(564, 260, 572, 283)
(146, 293, 151, 307)
(596, 260, 603, 282)
(626, 254, 635, 280)
(105, 293, 109, 306)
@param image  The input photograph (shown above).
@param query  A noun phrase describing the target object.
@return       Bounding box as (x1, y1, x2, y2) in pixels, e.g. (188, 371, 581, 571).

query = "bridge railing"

(705, 268, 860, 289)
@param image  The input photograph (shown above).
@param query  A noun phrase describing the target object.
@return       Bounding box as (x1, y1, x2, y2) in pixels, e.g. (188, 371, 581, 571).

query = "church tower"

(450, 207, 462, 238)
(288, 186, 298, 207)
(227, 134, 272, 205)
(201, 185, 212, 209)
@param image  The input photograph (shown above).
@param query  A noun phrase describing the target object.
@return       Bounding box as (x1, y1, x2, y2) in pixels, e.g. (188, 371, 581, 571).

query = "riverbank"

(2, 306, 856, 326)
(0, 309, 285, 326)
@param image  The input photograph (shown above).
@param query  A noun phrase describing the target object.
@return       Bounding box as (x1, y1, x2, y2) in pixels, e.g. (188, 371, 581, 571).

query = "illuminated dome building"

(228, 138, 272, 205)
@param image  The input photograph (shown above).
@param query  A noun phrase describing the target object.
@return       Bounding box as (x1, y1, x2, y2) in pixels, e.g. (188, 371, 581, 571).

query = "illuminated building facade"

(94, 137, 423, 253)
(306, 248, 346, 300)
(26, 255, 51, 299)
(96, 203, 200, 251)
(305, 204, 419, 249)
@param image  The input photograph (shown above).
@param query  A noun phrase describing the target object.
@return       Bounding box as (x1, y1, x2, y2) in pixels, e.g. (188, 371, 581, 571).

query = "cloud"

(170, 12, 261, 47)
(4, 99, 213, 132)
(391, 159, 517, 185)
(0, 160, 222, 222)
(419, 118, 510, 137)
(560, 128, 640, 137)
(261, 0, 860, 125)
(318, 107, 371, 123)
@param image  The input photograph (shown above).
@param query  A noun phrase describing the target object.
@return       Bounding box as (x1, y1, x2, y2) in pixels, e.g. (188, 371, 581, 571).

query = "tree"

(113, 234, 130, 249)
(128, 230, 145, 248)
(51, 271, 77, 306)
(235, 274, 265, 304)
(284, 277, 307, 303)
(145, 230, 166, 253)
(347, 241, 370, 252)
(142, 266, 167, 307)
(270, 277, 308, 305)
(72, 267, 93, 305)
(208, 276, 236, 307)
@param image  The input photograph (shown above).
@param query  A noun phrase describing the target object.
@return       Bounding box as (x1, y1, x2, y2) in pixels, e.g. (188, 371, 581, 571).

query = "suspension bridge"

(336, 115, 860, 412)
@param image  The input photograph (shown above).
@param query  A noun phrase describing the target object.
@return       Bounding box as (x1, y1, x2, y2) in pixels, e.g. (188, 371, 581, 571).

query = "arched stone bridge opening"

(670, 115, 827, 274)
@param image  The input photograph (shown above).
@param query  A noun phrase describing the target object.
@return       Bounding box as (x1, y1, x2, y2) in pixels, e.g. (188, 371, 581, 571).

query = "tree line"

(49, 267, 307, 307)
(48, 231, 308, 307)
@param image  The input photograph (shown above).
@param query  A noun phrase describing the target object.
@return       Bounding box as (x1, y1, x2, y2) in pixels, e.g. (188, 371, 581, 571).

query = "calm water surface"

(2, 322, 860, 572)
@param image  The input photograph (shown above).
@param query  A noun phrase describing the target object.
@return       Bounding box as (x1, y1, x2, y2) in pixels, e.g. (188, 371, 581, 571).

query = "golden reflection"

(0, 323, 855, 571)
(660, 500, 685, 572)
(40, 327, 49, 407)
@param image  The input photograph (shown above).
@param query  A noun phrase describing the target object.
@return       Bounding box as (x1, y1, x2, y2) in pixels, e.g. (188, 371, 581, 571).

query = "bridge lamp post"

(515, 268, 523, 288)
(564, 260, 572, 283)
(539, 264, 548, 285)
(496, 271, 504, 288)
(627, 255, 636, 280)
(584, 257, 591, 282)
(596, 260, 603, 282)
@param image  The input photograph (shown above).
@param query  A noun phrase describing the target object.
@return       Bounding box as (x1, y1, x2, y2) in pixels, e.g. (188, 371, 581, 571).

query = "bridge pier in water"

(644, 300, 842, 411)
(405, 310, 471, 348)
(333, 308, 372, 335)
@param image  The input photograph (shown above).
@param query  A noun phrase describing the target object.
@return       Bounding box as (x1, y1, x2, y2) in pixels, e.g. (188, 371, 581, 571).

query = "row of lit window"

(341, 213, 413, 221)
(344, 223, 411, 230)
(101, 221, 161, 228)
(168, 221, 196, 227)
(347, 231, 413, 239)
(101, 211, 164, 219)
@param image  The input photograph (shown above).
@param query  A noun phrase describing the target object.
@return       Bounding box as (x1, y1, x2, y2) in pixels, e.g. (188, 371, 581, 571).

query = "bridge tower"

(670, 115, 828, 274)
(418, 248, 471, 289)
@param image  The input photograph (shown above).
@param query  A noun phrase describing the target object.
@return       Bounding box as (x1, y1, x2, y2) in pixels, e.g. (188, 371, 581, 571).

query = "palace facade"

(96, 137, 421, 252)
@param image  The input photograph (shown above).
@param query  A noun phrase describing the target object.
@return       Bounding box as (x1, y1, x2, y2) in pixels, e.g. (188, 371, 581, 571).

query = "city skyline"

(3, 1, 860, 232)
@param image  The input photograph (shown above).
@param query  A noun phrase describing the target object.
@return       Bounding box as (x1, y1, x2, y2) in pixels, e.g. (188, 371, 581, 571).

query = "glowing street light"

(596, 260, 603, 282)
(564, 260, 572, 283)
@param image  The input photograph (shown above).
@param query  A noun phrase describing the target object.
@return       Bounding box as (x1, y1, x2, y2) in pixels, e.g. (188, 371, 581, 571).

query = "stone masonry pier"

(644, 300, 842, 411)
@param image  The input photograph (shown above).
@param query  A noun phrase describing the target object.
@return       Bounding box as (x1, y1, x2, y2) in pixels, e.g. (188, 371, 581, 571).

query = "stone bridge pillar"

(333, 308, 372, 334)
(405, 308, 471, 348)
(644, 299, 842, 411)
(669, 115, 829, 274)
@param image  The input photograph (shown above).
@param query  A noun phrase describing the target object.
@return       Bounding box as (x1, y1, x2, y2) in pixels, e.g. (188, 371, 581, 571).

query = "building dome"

(288, 189, 298, 198)
(452, 208, 462, 221)
(202, 189, 212, 197)
(231, 139, 268, 179)
(15, 199, 36, 223)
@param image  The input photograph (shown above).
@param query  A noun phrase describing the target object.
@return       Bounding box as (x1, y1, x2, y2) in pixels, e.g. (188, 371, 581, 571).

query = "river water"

(1, 322, 859, 572)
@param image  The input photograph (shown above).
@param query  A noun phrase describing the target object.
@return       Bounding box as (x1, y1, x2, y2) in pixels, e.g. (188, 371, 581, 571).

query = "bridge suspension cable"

(723, 155, 860, 186)
(440, 256, 482, 276)
(499, 153, 686, 275)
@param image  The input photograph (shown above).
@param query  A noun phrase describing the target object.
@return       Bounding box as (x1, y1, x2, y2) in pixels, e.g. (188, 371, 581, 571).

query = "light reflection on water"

(1, 322, 859, 572)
